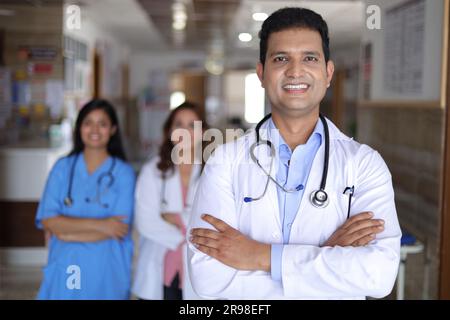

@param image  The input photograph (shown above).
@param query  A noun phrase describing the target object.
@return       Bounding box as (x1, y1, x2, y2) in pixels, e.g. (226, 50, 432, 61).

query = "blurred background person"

(35, 99, 136, 299)
(132, 102, 207, 300)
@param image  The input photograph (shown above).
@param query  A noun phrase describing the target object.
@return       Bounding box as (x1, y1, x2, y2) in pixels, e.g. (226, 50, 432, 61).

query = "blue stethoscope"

(244, 113, 355, 217)
(63, 153, 116, 208)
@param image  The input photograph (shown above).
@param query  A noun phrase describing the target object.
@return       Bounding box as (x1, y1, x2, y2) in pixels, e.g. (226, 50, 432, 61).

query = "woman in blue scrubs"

(36, 99, 136, 299)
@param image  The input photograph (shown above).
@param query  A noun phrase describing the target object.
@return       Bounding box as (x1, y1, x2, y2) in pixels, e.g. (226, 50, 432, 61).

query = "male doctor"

(188, 7, 401, 299)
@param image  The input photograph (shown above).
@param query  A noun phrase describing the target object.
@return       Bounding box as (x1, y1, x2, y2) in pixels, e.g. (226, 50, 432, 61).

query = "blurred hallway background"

(0, 0, 449, 300)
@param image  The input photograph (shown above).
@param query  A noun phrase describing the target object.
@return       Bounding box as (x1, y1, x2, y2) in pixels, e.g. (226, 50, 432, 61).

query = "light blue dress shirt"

(269, 118, 323, 282)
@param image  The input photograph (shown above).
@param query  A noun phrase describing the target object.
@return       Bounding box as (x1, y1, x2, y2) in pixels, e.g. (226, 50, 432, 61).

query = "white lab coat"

(187, 117, 401, 300)
(132, 157, 202, 300)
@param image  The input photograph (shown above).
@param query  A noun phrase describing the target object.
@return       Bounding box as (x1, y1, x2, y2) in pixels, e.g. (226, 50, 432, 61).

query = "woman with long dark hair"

(36, 99, 136, 299)
(132, 101, 207, 300)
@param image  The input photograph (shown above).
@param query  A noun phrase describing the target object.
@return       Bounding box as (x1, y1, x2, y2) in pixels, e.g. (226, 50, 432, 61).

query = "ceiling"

(0, 0, 63, 4)
(0, 0, 364, 53)
(136, 0, 364, 53)
(137, 0, 241, 52)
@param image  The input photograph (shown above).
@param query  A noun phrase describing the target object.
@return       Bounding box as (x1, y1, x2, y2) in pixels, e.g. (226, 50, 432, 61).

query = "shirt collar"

(268, 116, 323, 156)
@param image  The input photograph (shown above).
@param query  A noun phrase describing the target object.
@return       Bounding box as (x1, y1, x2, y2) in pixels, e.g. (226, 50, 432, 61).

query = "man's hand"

(322, 211, 384, 247)
(190, 214, 270, 272)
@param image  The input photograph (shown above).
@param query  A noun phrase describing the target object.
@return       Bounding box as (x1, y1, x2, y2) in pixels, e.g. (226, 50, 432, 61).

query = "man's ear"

(326, 60, 335, 87)
(256, 62, 265, 88)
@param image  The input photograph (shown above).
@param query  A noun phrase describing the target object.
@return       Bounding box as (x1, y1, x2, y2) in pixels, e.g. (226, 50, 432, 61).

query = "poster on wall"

(137, 69, 171, 158)
(30, 79, 46, 104)
(384, 0, 425, 94)
(0, 67, 12, 128)
(45, 80, 64, 119)
(19, 46, 58, 61)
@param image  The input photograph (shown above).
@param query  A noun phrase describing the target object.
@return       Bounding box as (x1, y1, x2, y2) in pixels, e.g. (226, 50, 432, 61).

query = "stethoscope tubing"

(64, 153, 115, 207)
(245, 113, 330, 207)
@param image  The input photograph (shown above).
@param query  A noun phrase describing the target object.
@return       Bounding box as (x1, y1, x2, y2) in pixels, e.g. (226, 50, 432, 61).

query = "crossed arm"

(42, 215, 129, 243)
(190, 211, 385, 272)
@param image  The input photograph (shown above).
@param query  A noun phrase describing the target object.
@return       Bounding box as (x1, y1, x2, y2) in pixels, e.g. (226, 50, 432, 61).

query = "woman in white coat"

(132, 102, 206, 300)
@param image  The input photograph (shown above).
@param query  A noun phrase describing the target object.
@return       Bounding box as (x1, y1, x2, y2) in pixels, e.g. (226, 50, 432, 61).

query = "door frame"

(440, 0, 450, 300)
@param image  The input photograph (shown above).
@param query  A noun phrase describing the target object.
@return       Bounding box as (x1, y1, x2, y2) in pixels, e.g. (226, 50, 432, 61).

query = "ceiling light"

(205, 56, 224, 75)
(252, 12, 268, 21)
(173, 11, 187, 21)
(238, 33, 252, 42)
(172, 2, 185, 12)
(172, 20, 186, 30)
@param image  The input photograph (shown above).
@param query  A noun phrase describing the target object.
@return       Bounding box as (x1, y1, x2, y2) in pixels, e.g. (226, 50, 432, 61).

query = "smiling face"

(80, 109, 116, 151)
(170, 108, 202, 150)
(257, 27, 334, 118)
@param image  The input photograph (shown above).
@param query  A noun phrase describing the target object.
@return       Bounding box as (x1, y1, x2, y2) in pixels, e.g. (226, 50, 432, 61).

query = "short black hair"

(69, 99, 127, 161)
(259, 7, 330, 67)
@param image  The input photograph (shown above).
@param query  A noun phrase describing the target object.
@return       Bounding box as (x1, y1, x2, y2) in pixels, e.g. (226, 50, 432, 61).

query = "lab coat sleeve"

(134, 162, 184, 250)
(35, 158, 65, 230)
(187, 144, 247, 299)
(113, 163, 136, 226)
(281, 146, 401, 299)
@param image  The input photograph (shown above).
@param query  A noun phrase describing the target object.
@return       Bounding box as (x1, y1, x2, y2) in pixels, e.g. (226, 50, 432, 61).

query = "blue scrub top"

(35, 153, 136, 300)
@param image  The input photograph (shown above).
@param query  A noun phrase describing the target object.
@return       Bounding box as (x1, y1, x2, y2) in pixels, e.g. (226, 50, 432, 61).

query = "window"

(245, 73, 264, 123)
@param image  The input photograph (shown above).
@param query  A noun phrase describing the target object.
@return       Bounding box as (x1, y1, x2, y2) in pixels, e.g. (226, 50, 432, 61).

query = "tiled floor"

(0, 263, 397, 300)
(0, 238, 428, 300)
(0, 265, 42, 300)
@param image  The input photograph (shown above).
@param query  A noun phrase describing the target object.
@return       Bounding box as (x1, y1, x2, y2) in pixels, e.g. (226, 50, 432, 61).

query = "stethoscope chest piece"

(310, 189, 329, 208)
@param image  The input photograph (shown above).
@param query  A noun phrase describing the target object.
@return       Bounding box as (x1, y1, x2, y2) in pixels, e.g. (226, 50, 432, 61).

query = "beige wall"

(358, 106, 444, 299)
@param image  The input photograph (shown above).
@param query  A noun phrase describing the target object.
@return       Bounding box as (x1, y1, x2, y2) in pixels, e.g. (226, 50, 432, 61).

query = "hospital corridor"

(0, 0, 450, 302)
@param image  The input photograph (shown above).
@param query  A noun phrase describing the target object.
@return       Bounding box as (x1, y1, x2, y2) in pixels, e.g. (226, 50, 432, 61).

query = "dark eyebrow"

(269, 50, 322, 57)
(269, 51, 288, 58)
(303, 51, 321, 57)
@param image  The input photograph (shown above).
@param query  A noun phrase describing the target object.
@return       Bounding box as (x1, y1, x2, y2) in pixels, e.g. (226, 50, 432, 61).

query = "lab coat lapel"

(162, 167, 183, 213)
(184, 163, 201, 213)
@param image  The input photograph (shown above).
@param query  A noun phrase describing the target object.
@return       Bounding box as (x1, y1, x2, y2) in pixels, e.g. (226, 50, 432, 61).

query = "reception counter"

(0, 140, 71, 253)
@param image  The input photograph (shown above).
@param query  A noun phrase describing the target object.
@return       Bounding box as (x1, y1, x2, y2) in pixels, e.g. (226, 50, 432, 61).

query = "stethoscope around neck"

(244, 113, 330, 208)
(63, 153, 116, 208)
(160, 167, 200, 211)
